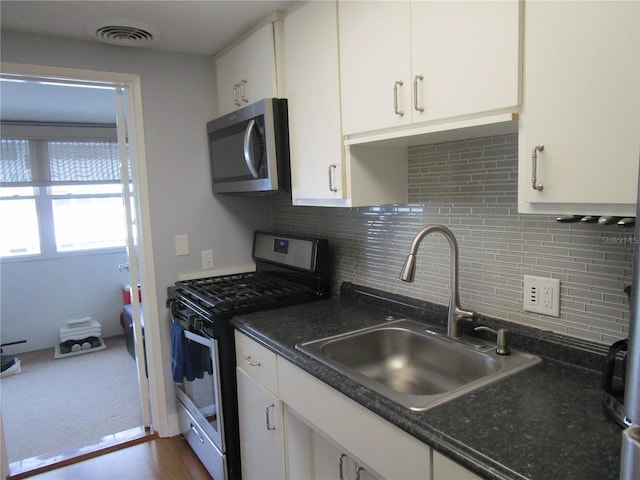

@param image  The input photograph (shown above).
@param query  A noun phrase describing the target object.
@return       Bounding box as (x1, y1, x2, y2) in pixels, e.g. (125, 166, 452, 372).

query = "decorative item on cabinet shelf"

(555, 215, 636, 227)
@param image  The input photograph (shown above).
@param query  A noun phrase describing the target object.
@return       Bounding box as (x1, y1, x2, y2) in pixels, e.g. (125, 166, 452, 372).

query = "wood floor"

(21, 436, 211, 480)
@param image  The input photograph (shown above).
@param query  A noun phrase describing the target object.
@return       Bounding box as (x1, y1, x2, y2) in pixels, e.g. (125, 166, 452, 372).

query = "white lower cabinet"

(236, 369, 285, 479)
(235, 332, 285, 479)
(278, 356, 430, 479)
(236, 331, 481, 479)
(284, 406, 381, 480)
(432, 450, 482, 480)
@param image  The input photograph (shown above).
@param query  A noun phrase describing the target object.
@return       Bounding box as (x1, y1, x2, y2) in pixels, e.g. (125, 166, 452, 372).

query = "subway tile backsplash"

(272, 134, 633, 345)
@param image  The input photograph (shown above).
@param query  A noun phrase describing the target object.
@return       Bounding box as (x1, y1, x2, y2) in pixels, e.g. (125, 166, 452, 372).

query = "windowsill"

(1, 246, 127, 264)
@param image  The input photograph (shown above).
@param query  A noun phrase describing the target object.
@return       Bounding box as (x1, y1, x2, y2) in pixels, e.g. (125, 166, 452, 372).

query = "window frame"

(0, 123, 129, 262)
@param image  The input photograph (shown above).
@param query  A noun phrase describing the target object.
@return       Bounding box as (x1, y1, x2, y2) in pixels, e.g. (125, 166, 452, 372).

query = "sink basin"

(296, 318, 541, 411)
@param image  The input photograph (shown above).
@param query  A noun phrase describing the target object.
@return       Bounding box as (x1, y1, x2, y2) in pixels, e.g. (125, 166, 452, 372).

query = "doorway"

(0, 63, 158, 476)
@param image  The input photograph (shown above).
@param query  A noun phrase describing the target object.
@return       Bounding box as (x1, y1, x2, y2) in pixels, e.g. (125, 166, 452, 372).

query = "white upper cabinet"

(339, 1, 412, 135)
(338, 1, 521, 140)
(518, 1, 640, 216)
(284, 1, 408, 207)
(215, 19, 282, 117)
(410, 1, 521, 124)
(284, 1, 345, 203)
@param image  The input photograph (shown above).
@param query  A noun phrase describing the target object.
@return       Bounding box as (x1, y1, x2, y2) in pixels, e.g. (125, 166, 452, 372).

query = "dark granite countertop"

(231, 284, 622, 480)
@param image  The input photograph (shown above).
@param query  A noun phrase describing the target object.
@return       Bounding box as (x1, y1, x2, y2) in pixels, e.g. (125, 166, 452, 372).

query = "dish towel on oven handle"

(171, 322, 196, 383)
(171, 322, 213, 382)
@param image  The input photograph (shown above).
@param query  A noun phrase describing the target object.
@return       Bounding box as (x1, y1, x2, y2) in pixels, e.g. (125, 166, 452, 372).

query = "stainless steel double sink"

(296, 318, 541, 411)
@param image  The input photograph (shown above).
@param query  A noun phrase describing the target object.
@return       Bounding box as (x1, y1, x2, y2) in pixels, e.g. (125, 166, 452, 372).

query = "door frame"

(0, 62, 169, 468)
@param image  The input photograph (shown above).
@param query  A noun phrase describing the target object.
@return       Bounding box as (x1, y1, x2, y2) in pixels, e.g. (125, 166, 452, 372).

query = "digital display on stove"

(274, 238, 289, 254)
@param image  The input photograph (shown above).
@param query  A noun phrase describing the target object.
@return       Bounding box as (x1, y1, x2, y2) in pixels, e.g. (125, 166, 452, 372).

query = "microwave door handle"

(243, 119, 260, 179)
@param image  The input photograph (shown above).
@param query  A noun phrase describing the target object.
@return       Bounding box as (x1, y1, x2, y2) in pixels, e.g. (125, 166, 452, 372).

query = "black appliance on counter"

(605, 158, 640, 478)
(602, 285, 632, 428)
(167, 231, 330, 480)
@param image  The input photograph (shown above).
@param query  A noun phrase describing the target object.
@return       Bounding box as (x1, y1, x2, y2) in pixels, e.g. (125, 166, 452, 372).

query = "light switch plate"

(175, 234, 189, 256)
(523, 275, 560, 317)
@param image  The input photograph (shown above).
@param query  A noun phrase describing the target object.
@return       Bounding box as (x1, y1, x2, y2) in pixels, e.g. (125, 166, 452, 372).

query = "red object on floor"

(120, 283, 142, 328)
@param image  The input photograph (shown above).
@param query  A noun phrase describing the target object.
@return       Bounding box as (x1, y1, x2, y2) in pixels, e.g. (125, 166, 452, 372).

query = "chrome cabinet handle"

(240, 79, 248, 103)
(243, 119, 260, 179)
(233, 84, 241, 107)
(339, 454, 348, 480)
(413, 74, 424, 112)
(243, 355, 261, 367)
(328, 164, 338, 192)
(531, 145, 544, 191)
(265, 403, 276, 431)
(393, 80, 404, 116)
(190, 423, 205, 444)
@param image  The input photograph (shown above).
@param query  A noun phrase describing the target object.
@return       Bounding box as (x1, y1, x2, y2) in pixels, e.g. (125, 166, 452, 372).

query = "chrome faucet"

(399, 224, 475, 338)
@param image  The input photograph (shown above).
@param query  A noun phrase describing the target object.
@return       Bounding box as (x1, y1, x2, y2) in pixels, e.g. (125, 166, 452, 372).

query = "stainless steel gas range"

(167, 231, 330, 479)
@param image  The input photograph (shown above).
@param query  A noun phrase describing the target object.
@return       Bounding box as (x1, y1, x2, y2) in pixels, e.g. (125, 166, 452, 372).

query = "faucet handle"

(454, 307, 476, 321)
(474, 326, 511, 356)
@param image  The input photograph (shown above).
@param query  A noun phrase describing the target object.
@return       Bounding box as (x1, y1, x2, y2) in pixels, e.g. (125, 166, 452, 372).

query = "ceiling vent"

(91, 20, 160, 47)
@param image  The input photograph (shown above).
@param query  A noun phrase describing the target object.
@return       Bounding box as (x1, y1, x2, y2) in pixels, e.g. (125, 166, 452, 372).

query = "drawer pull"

(328, 164, 339, 193)
(393, 80, 404, 116)
(531, 145, 544, 191)
(243, 355, 261, 367)
(339, 454, 348, 480)
(190, 423, 205, 444)
(265, 403, 276, 431)
(413, 74, 424, 112)
(240, 79, 248, 103)
(233, 84, 241, 107)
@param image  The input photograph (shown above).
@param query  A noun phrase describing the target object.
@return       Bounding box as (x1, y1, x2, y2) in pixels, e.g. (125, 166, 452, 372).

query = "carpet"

(0, 335, 144, 463)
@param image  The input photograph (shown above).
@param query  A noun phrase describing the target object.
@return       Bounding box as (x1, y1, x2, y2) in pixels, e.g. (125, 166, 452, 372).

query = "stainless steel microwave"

(207, 98, 290, 194)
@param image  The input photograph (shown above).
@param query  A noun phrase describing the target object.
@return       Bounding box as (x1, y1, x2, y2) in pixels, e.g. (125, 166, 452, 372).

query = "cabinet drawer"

(235, 331, 278, 394)
(177, 399, 226, 480)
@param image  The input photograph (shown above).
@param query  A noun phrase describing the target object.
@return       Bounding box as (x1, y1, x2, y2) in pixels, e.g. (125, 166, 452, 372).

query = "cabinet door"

(411, 0, 521, 123)
(339, 1, 412, 135)
(285, 1, 345, 202)
(278, 357, 430, 479)
(284, 405, 382, 480)
(518, 1, 639, 215)
(215, 23, 278, 116)
(236, 368, 284, 480)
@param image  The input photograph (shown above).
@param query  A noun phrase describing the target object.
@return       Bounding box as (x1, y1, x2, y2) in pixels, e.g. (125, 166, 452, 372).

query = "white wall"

(1, 28, 271, 295)
(1, 252, 130, 354)
(1, 30, 272, 435)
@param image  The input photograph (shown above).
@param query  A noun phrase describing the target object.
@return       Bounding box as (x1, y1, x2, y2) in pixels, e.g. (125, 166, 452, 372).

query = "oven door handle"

(190, 423, 205, 444)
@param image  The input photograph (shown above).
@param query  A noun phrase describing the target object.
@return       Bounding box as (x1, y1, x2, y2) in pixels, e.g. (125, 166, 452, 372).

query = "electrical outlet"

(523, 275, 560, 317)
(201, 250, 214, 269)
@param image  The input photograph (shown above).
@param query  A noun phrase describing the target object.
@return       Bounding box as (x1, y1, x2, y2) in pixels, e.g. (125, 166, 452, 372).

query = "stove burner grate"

(174, 272, 319, 320)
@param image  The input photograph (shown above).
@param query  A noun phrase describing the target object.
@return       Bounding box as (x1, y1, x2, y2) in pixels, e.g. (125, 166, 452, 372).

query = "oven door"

(175, 329, 225, 454)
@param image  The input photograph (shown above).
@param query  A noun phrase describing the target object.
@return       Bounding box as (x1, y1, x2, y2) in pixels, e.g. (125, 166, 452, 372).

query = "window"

(0, 126, 129, 258)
